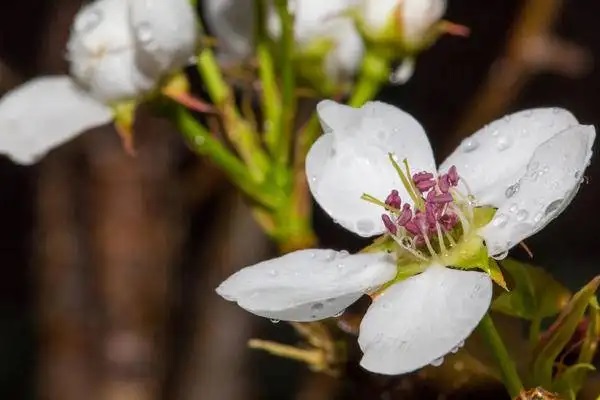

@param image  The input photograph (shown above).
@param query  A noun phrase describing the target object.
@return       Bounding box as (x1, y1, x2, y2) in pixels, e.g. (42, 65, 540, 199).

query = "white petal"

(400, 0, 447, 44)
(440, 108, 579, 209)
(480, 124, 595, 256)
(360, 0, 399, 34)
(358, 266, 492, 375)
(216, 249, 396, 322)
(202, 0, 254, 62)
(0, 77, 112, 164)
(67, 0, 155, 102)
(130, 0, 198, 76)
(306, 101, 435, 236)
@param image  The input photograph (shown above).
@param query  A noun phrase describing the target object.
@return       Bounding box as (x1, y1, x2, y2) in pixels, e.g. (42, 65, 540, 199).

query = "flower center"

(363, 155, 484, 266)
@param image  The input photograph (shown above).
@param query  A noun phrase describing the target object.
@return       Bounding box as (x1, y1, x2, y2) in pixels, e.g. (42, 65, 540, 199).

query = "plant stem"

(478, 313, 524, 398)
(348, 50, 391, 107)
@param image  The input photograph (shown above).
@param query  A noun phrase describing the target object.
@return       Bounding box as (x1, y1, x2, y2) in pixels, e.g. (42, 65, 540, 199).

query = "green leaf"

(568, 297, 600, 397)
(492, 258, 571, 320)
(552, 363, 596, 400)
(531, 276, 600, 387)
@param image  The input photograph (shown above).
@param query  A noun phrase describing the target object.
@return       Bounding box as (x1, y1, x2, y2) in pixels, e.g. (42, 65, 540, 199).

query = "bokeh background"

(0, 0, 599, 399)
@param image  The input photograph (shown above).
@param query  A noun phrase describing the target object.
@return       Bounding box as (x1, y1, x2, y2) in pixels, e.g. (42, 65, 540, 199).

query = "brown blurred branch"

(85, 115, 184, 400)
(452, 0, 591, 141)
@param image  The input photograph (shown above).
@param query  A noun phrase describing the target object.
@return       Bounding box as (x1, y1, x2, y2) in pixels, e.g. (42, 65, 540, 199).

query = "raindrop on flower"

(516, 209, 528, 222)
(508, 203, 518, 213)
(533, 212, 543, 223)
(311, 302, 324, 311)
(270, 319, 280, 324)
(268, 269, 278, 277)
(136, 21, 154, 46)
(430, 357, 444, 367)
(324, 250, 336, 262)
(505, 183, 520, 198)
(552, 107, 561, 114)
(461, 139, 479, 152)
(339, 250, 349, 258)
(545, 199, 563, 215)
(333, 309, 345, 317)
(492, 250, 509, 260)
(75, 8, 102, 33)
(523, 110, 533, 117)
(492, 214, 509, 228)
(496, 136, 511, 151)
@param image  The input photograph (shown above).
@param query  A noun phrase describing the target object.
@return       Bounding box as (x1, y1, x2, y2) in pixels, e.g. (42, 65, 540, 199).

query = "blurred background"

(0, 0, 599, 399)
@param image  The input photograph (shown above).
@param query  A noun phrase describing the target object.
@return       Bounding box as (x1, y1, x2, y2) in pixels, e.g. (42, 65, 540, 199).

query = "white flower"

(204, 0, 364, 81)
(360, 0, 446, 46)
(0, 0, 197, 164)
(217, 100, 595, 375)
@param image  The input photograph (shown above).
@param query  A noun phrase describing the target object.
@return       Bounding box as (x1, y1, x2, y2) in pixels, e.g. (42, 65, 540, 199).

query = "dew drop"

(310, 175, 317, 183)
(339, 250, 349, 258)
(194, 136, 205, 146)
(270, 319, 280, 324)
(491, 128, 500, 137)
(492, 214, 508, 228)
(516, 209, 528, 222)
(552, 107, 561, 114)
(461, 139, 479, 152)
(324, 250, 336, 262)
(545, 199, 563, 215)
(523, 110, 533, 118)
(357, 219, 375, 234)
(337, 263, 345, 269)
(533, 212, 543, 223)
(309, 252, 317, 259)
(508, 203, 518, 213)
(496, 136, 511, 151)
(492, 250, 509, 260)
(75, 8, 102, 33)
(430, 357, 444, 367)
(505, 183, 520, 198)
(574, 170, 581, 179)
(268, 269, 278, 277)
(136, 21, 154, 45)
(333, 309, 345, 317)
(311, 302, 324, 311)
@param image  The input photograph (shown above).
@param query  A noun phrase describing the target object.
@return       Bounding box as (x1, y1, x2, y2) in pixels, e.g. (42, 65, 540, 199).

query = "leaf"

(552, 363, 595, 400)
(531, 276, 600, 387)
(568, 297, 600, 397)
(492, 258, 571, 320)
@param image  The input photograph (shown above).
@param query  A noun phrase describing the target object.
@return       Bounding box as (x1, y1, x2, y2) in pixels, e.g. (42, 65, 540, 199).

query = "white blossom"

(217, 100, 595, 375)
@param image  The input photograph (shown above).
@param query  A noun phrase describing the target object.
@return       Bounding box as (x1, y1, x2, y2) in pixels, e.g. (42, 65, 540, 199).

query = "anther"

(381, 214, 398, 235)
(385, 189, 401, 209)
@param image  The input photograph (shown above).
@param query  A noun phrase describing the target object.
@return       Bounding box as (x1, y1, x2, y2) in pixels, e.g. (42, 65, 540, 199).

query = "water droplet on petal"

(333, 309, 345, 317)
(311, 302, 324, 311)
(268, 269, 278, 277)
(523, 110, 533, 117)
(516, 209, 528, 222)
(270, 319, 280, 324)
(491, 128, 500, 137)
(545, 199, 563, 215)
(136, 21, 154, 45)
(492, 250, 509, 260)
(505, 183, 520, 198)
(552, 108, 561, 114)
(430, 357, 444, 367)
(324, 250, 336, 262)
(574, 170, 581, 179)
(533, 212, 543, 223)
(461, 139, 479, 152)
(508, 203, 518, 213)
(75, 8, 102, 33)
(496, 136, 511, 151)
(492, 214, 509, 228)
(339, 250, 349, 258)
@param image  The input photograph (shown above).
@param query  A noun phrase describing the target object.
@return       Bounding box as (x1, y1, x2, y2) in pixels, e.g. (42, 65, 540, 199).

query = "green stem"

(255, 0, 281, 154)
(170, 104, 280, 209)
(273, 0, 296, 165)
(478, 313, 524, 398)
(195, 25, 270, 180)
(529, 314, 542, 347)
(348, 50, 391, 107)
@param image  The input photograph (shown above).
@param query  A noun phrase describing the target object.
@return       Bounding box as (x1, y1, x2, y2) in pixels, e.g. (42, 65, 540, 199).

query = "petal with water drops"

(306, 100, 435, 237)
(440, 108, 579, 209)
(358, 265, 492, 375)
(0, 76, 112, 165)
(216, 249, 396, 322)
(480, 124, 595, 257)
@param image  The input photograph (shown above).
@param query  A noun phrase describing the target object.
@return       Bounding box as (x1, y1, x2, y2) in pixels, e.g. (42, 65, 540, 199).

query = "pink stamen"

(397, 204, 412, 226)
(385, 189, 402, 209)
(382, 214, 398, 234)
(448, 165, 459, 186)
(412, 172, 434, 183)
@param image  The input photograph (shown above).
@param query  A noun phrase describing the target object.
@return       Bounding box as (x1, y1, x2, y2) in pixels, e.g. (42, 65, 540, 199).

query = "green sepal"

(492, 258, 571, 320)
(552, 363, 596, 400)
(531, 276, 600, 387)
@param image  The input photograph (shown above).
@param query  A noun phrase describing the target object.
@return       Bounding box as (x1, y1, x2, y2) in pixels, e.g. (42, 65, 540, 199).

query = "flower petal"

(130, 0, 198, 75)
(358, 266, 492, 375)
(306, 101, 435, 236)
(67, 0, 156, 102)
(0, 76, 112, 164)
(480, 124, 595, 256)
(439, 108, 579, 208)
(202, 0, 254, 62)
(216, 249, 396, 322)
